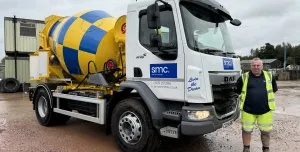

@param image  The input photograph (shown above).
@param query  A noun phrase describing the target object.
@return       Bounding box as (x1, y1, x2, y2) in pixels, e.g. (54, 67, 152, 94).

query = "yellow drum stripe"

(63, 18, 92, 50)
(72, 75, 85, 81)
(95, 30, 119, 72)
(93, 17, 117, 32)
(78, 50, 97, 75)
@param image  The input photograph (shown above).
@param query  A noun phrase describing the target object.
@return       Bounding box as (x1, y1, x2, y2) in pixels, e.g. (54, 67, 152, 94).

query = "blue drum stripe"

(79, 25, 106, 54)
(63, 46, 82, 75)
(49, 21, 60, 38)
(79, 10, 111, 24)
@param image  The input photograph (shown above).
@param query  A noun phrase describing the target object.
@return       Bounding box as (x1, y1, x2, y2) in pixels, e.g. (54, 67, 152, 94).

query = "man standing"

(235, 58, 278, 152)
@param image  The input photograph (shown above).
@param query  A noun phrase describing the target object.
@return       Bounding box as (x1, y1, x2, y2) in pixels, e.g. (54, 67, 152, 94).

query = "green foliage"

(239, 42, 300, 66)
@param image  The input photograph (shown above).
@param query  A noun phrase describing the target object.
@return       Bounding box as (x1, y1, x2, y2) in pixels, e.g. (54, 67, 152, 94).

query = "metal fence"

(288, 70, 300, 80)
(268, 68, 300, 80)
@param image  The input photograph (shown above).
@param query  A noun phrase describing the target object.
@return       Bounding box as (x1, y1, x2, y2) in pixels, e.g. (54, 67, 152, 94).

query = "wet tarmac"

(0, 82, 299, 152)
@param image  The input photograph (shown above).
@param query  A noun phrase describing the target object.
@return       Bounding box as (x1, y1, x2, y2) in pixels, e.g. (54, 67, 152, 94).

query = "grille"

(212, 84, 238, 117)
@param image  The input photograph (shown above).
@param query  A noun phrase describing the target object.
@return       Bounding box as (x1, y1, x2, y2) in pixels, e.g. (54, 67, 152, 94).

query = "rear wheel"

(111, 97, 160, 152)
(34, 88, 70, 126)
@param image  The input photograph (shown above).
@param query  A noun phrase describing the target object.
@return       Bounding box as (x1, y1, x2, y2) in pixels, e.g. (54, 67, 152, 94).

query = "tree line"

(237, 42, 300, 67)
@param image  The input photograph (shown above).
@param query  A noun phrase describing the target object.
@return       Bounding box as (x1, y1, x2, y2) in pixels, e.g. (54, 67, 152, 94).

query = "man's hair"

(250, 57, 263, 65)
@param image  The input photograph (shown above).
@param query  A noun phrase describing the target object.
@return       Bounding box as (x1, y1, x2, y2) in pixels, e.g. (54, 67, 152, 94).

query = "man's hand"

(272, 74, 278, 93)
(234, 76, 243, 94)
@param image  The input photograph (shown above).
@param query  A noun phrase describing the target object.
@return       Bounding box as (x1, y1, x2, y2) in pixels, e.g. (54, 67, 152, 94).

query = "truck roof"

(128, 0, 231, 19)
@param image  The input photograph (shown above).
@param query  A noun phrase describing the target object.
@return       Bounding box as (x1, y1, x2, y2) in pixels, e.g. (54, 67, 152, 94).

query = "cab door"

(130, 0, 185, 101)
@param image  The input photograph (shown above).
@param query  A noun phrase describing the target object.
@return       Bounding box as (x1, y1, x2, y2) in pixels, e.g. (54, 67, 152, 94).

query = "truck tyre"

(111, 97, 160, 152)
(34, 88, 56, 126)
(0, 79, 5, 93)
(2, 78, 20, 93)
(34, 88, 70, 126)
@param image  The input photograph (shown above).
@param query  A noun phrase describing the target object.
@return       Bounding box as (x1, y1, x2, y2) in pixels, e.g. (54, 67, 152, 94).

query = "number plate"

(222, 119, 233, 128)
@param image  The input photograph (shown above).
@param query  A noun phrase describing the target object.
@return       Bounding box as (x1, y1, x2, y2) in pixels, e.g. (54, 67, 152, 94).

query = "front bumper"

(180, 102, 240, 136)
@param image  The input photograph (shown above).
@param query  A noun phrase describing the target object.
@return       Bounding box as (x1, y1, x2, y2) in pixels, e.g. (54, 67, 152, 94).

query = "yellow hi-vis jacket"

(239, 70, 276, 111)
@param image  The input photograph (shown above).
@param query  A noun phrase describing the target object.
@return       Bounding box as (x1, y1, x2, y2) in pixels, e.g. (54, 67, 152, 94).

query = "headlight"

(187, 110, 210, 120)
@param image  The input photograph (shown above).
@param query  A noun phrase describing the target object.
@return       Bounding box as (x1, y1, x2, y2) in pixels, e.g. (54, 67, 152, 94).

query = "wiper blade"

(222, 52, 235, 54)
(201, 48, 223, 54)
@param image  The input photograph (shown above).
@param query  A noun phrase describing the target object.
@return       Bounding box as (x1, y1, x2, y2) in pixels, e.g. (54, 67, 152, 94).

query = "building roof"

(241, 59, 278, 64)
(4, 16, 45, 24)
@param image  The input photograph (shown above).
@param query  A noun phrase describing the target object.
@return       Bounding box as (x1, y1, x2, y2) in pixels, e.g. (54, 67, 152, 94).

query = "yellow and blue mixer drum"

(46, 10, 125, 82)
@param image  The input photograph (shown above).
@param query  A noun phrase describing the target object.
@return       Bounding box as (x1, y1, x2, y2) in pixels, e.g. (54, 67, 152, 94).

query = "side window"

(161, 26, 170, 44)
(20, 23, 36, 37)
(139, 9, 177, 53)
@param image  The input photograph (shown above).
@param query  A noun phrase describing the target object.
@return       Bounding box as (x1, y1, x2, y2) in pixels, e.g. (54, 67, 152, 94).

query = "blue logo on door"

(150, 63, 177, 78)
(223, 58, 234, 70)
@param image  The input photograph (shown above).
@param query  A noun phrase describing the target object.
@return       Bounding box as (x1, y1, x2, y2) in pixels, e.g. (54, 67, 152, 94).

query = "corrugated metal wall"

(0, 73, 4, 79)
(4, 17, 45, 53)
(0, 67, 4, 79)
(4, 57, 30, 83)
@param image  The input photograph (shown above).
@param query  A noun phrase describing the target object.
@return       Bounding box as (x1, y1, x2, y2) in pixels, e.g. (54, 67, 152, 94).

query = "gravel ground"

(0, 83, 299, 152)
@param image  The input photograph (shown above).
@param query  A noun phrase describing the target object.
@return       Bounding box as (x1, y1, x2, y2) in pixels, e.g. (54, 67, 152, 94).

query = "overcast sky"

(0, 0, 299, 61)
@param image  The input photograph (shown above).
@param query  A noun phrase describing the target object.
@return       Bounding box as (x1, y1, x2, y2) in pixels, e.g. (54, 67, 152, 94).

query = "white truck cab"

(118, 0, 242, 149)
(125, 0, 241, 134)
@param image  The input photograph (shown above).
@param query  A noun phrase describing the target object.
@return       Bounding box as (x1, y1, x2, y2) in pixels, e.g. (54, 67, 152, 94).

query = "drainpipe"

(13, 15, 17, 79)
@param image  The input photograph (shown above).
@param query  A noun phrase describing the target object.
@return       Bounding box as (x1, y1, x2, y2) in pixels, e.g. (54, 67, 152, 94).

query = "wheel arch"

(105, 81, 166, 135)
(32, 84, 58, 110)
(118, 81, 166, 120)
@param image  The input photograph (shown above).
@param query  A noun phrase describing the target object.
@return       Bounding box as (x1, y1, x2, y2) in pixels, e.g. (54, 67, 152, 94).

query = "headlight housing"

(187, 110, 210, 120)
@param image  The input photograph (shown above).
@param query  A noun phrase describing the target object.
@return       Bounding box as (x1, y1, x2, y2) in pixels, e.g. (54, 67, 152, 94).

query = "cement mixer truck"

(29, 0, 242, 151)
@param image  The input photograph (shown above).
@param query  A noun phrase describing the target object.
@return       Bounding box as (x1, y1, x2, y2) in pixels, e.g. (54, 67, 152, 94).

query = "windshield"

(179, 1, 235, 55)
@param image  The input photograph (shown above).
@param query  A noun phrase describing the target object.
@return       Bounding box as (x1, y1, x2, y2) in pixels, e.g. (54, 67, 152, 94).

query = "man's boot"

(263, 147, 270, 152)
(243, 146, 250, 152)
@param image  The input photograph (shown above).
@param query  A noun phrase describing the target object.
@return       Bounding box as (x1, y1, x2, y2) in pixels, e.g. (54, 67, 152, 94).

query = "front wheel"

(111, 97, 160, 152)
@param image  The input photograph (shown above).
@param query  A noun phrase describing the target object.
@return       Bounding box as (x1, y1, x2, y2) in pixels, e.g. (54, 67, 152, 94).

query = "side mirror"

(230, 19, 242, 26)
(150, 33, 162, 48)
(147, 3, 161, 29)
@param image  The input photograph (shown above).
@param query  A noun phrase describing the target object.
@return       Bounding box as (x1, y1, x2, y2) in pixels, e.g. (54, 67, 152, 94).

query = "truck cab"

(124, 0, 241, 135)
